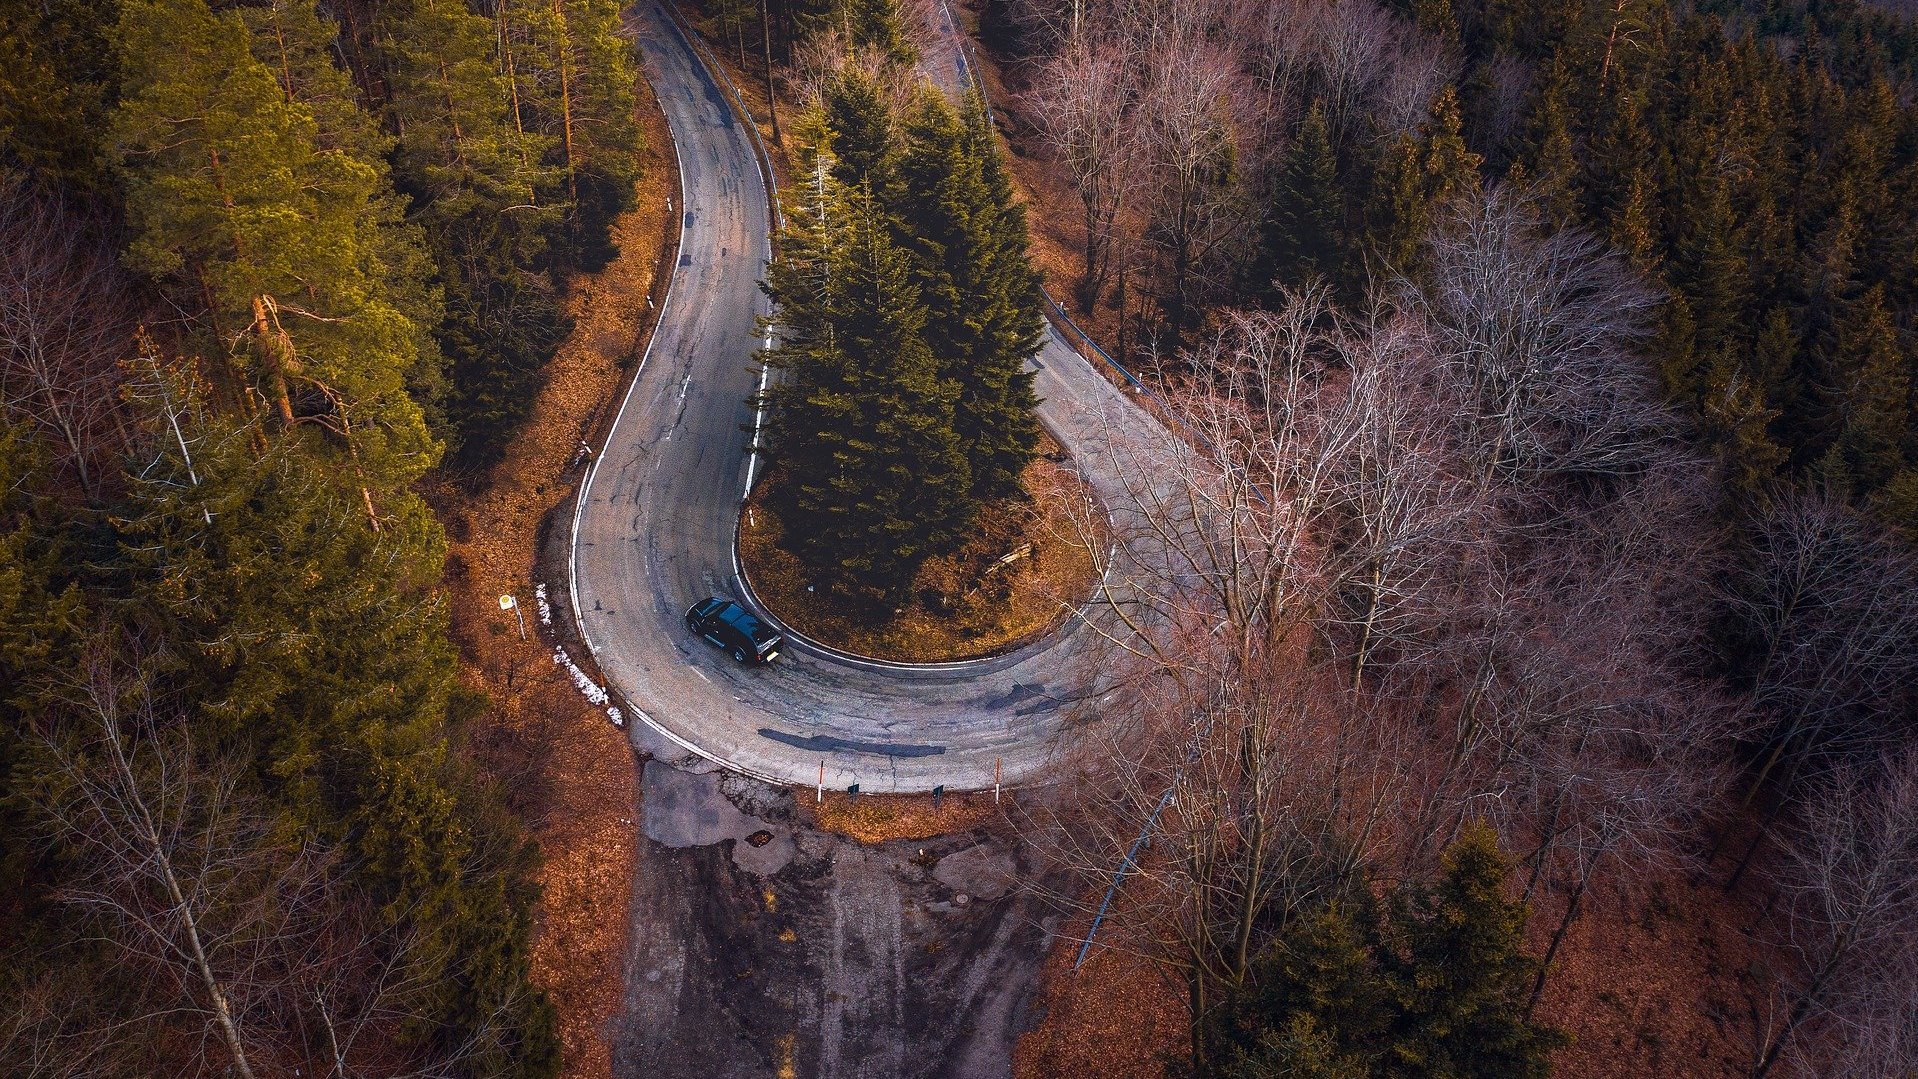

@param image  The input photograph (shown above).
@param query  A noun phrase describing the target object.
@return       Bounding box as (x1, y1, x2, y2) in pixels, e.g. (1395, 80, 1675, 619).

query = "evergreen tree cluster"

(760, 73, 1043, 599)
(1257, 86, 1483, 309)
(4, 0, 643, 469)
(1248, 0, 1918, 530)
(0, 0, 646, 1069)
(1209, 827, 1566, 1079)
(1462, 0, 1918, 530)
(734, 0, 919, 68)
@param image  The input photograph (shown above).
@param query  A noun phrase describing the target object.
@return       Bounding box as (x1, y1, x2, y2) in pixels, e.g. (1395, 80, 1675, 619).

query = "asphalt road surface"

(571, 1, 1171, 792)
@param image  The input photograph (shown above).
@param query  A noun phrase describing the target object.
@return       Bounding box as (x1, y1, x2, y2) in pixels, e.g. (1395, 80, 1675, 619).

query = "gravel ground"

(609, 758, 1059, 1078)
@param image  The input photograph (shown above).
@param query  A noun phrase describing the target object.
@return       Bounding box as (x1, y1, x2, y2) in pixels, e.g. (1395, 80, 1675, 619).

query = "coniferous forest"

(0, 0, 637, 1071)
(8, 0, 1918, 1073)
(759, 66, 1044, 600)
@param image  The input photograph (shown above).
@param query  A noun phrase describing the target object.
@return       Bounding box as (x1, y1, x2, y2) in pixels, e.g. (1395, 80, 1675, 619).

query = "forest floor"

(432, 67, 678, 1079)
(736, 431, 1102, 662)
(939, 2, 1786, 1075)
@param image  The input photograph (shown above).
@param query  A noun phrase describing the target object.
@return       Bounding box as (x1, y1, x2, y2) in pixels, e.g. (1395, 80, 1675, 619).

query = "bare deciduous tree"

(1757, 750, 1918, 1079)
(1403, 187, 1670, 498)
(1133, 12, 1254, 336)
(0, 178, 138, 496)
(1714, 494, 1918, 888)
(1024, 32, 1144, 307)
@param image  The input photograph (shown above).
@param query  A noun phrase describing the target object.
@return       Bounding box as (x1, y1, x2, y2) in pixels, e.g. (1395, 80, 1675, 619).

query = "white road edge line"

(743, 331, 772, 497)
(567, 27, 693, 663)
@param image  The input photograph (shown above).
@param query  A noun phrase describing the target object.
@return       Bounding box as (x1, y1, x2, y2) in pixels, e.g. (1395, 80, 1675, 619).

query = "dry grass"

(798, 789, 1007, 843)
(1013, 909, 1186, 1079)
(434, 74, 677, 1079)
(738, 432, 1101, 661)
(1532, 867, 1777, 1079)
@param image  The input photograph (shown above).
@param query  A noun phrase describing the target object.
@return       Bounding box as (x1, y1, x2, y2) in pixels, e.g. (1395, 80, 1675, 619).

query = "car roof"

(715, 603, 779, 643)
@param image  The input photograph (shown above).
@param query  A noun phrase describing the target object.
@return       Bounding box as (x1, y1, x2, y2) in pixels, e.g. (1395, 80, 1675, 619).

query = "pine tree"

(1208, 830, 1560, 1079)
(839, 0, 916, 65)
(0, 0, 117, 189)
(1816, 284, 1910, 497)
(1516, 59, 1580, 226)
(1366, 87, 1483, 282)
(896, 90, 1042, 503)
(761, 163, 969, 598)
(1269, 103, 1346, 290)
(822, 66, 896, 192)
(1700, 349, 1787, 496)
(502, 0, 642, 265)
(238, 0, 451, 430)
(111, 0, 438, 491)
(1381, 824, 1565, 1079)
(1215, 901, 1390, 1078)
(374, 0, 572, 465)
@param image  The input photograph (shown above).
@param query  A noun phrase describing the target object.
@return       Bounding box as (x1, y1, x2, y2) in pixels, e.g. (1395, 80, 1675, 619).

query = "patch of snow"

(552, 644, 622, 727)
(534, 583, 553, 626)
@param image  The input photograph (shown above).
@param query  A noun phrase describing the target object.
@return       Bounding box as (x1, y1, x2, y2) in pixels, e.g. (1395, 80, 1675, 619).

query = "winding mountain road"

(570, 1, 1167, 792)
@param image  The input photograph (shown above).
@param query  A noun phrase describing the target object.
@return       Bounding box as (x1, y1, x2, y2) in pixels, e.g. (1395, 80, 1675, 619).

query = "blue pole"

(1075, 784, 1177, 969)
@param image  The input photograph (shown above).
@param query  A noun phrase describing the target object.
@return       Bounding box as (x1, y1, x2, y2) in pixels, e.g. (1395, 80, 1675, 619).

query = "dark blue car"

(684, 596, 783, 665)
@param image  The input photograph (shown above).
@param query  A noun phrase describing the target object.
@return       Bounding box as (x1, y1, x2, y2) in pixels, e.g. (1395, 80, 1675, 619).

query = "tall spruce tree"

(1208, 828, 1562, 1079)
(822, 66, 896, 191)
(1381, 824, 1564, 1079)
(896, 90, 1043, 502)
(1268, 104, 1346, 291)
(761, 161, 969, 598)
(1368, 86, 1482, 280)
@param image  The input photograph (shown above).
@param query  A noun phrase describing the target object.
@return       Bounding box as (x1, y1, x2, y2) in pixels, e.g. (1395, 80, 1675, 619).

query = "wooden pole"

(994, 758, 1002, 804)
(817, 759, 824, 803)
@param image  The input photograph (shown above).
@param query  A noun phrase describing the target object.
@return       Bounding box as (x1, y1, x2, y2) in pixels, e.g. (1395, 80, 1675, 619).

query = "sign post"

(498, 594, 526, 640)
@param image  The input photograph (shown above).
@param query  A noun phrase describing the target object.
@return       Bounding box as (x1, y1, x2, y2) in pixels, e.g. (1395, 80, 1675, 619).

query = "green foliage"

(762, 165, 971, 597)
(821, 66, 898, 190)
(0, 0, 645, 1061)
(779, 0, 917, 65)
(896, 90, 1044, 502)
(554, 0, 645, 262)
(764, 74, 1045, 595)
(237, 0, 452, 430)
(1448, 0, 1918, 526)
(371, 0, 571, 469)
(1210, 827, 1565, 1079)
(1367, 87, 1483, 282)
(111, 0, 441, 490)
(0, 378, 558, 1076)
(0, 0, 119, 188)
(1380, 826, 1565, 1078)
(1266, 104, 1348, 292)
